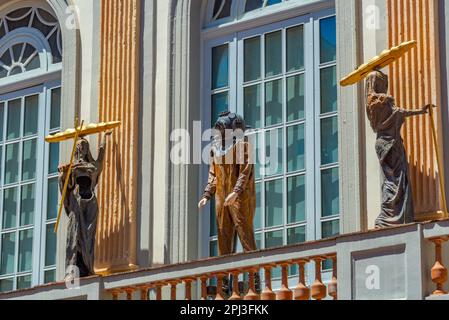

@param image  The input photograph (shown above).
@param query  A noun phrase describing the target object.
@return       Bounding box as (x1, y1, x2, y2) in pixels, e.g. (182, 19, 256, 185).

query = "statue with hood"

(365, 69, 433, 228)
(58, 131, 112, 279)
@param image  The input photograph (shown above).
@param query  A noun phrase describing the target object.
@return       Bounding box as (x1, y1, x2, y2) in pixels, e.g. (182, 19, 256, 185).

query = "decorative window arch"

(0, 6, 62, 82)
(0, 3, 62, 293)
(206, 0, 296, 25)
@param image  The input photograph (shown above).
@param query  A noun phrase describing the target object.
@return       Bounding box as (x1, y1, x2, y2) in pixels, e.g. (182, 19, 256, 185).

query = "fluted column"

(95, 0, 141, 274)
(387, 0, 445, 220)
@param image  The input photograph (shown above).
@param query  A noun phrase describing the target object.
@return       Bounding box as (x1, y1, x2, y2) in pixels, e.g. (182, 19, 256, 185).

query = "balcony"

(1, 219, 449, 300)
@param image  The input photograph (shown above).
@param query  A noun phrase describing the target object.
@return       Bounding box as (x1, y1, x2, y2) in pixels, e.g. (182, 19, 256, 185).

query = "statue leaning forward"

(58, 132, 112, 280)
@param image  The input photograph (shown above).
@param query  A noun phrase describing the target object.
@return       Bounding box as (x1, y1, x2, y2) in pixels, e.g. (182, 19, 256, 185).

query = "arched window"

(203, 0, 339, 279)
(0, 4, 62, 292)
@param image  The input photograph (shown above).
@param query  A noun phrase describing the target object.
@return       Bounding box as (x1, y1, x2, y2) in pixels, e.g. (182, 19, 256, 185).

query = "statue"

(198, 111, 259, 295)
(58, 131, 112, 279)
(365, 70, 433, 228)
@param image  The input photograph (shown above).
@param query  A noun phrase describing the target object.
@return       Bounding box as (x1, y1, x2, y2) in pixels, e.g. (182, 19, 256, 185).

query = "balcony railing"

(1, 219, 449, 300)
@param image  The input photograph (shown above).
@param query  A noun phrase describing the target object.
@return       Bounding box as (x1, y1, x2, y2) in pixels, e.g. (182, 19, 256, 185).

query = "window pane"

(251, 132, 261, 180)
(287, 74, 305, 121)
(321, 168, 339, 217)
(321, 116, 338, 165)
(244, 37, 261, 82)
(287, 124, 305, 172)
(287, 25, 304, 72)
(45, 223, 56, 266)
(265, 230, 283, 248)
(49, 142, 59, 174)
(265, 80, 283, 126)
(22, 139, 37, 181)
(209, 240, 218, 257)
(20, 184, 35, 226)
(0, 232, 16, 275)
(18, 229, 33, 272)
(265, 179, 283, 227)
(47, 178, 59, 220)
(7, 99, 21, 140)
(320, 66, 337, 114)
(245, 0, 263, 12)
(265, 31, 282, 77)
(3, 187, 18, 229)
(213, 0, 232, 20)
(320, 16, 336, 63)
(265, 128, 283, 176)
(211, 92, 228, 125)
(44, 269, 56, 284)
(210, 199, 217, 237)
(17, 275, 32, 290)
(322, 219, 340, 238)
(244, 84, 261, 129)
(287, 175, 305, 223)
(254, 183, 262, 230)
(0, 278, 13, 292)
(287, 226, 306, 244)
(255, 233, 261, 250)
(24, 95, 38, 136)
(5, 143, 19, 184)
(0, 102, 4, 142)
(212, 44, 229, 90)
(50, 88, 61, 129)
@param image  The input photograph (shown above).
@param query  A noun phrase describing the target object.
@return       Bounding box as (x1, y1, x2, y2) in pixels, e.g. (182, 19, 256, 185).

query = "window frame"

(201, 5, 338, 264)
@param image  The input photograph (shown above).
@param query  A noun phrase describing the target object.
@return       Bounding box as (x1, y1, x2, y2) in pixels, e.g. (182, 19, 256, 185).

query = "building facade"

(0, 0, 449, 300)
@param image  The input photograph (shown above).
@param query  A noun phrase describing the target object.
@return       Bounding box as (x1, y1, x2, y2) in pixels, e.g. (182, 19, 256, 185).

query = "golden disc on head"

(45, 121, 121, 143)
(340, 40, 417, 87)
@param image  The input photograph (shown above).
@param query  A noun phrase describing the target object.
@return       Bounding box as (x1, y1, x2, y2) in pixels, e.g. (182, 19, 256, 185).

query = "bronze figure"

(365, 70, 432, 228)
(58, 131, 112, 279)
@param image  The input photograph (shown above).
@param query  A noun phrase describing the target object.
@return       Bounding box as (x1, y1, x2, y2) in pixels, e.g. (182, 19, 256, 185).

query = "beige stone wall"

(95, 0, 141, 274)
(387, 0, 446, 220)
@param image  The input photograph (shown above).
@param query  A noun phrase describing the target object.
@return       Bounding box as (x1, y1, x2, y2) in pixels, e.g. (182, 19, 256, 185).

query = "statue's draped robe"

(59, 141, 105, 277)
(366, 93, 414, 228)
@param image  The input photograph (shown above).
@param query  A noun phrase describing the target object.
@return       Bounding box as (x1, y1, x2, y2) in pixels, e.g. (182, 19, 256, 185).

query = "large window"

(0, 5, 62, 292)
(204, 2, 339, 271)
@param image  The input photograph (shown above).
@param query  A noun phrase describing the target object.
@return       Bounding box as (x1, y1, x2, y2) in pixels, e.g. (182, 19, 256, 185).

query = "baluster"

(229, 270, 241, 300)
(125, 287, 135, 300)
(244, 268, 260, 300)
(215, 273, 227, 300)
(170, 281, 179, 300)
(430, 237, 449, 295)
(261, 264, 276, 300)
(327, 254, 338, 300)
(111, 290, 120, 300)
(200, 276, 208, 300)
(276, 262, 293, 300)
(183, 278, 195, 300)
(155, 282, 164, 300)
(311, 257, 327, 300)
(139, 285, 151, 301)
(293, 259, 310, 300)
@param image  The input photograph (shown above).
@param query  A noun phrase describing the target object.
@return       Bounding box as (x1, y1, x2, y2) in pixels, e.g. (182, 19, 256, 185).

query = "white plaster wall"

(152, 0, 171, 265)
(361, 0, 387, 229)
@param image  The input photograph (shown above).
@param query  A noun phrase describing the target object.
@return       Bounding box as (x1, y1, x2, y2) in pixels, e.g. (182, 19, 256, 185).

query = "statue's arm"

(398, 104, 434, 117)
(233, 142, 253, 197)
(58, 165, 72, 214)
(202, 155, 217, 201)
(96, 131, 111, 177)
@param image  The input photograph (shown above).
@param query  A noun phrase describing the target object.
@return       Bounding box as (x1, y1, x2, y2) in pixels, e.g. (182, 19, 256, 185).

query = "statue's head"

(212, 111, 247, 153)
(365, 70, 389, 95)
(75, 137, 95, 163)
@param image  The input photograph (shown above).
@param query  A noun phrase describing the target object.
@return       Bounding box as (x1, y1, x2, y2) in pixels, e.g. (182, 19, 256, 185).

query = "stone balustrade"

(1, 219, 449, 300)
